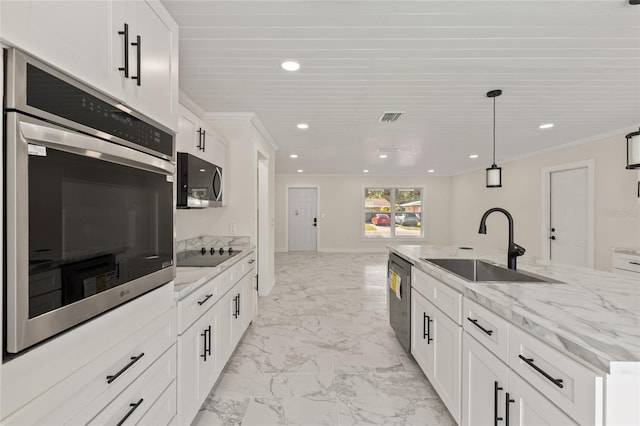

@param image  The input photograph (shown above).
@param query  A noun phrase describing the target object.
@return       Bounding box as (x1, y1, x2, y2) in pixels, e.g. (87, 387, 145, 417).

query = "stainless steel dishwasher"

(388, 253, 412, 353)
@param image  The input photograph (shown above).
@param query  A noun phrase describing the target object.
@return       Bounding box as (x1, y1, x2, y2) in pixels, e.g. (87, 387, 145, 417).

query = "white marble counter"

(388, 245, 640, 373)
(174, 249, 254, 299)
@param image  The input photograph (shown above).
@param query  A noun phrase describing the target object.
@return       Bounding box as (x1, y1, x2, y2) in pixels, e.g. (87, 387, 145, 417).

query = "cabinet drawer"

(178, 277, 220, 335)
(509, 326, 603, 426)
(612, 253, 640, 273)
(412, 268, 462, 324)
(138, 380, 177, 426)
(463, 298, 510, 363)
(1, 308, 176, 425)
(81, 344, 177, 425)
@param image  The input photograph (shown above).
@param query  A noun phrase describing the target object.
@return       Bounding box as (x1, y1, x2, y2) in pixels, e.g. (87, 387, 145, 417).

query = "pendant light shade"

(486, 89, 502, 188)
(626, 128, 640, 169)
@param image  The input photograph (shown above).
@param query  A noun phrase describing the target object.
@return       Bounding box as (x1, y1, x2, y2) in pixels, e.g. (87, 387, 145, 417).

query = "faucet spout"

(478, 207, 526, 270)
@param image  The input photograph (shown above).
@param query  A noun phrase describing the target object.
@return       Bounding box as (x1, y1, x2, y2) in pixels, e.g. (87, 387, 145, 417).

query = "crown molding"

(178, 90, 207, 118)
(206, 112, 279, 152)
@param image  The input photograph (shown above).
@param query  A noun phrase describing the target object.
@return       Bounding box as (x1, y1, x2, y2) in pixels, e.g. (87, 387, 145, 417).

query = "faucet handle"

(513, 243, 526, 257)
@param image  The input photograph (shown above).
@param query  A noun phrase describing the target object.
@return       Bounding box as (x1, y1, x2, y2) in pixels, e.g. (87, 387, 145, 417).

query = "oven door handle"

(17, 116, 174, 176)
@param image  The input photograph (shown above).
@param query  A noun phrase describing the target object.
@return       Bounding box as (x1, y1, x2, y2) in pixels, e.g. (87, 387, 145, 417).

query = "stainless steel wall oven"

(3, 49, 175, 355)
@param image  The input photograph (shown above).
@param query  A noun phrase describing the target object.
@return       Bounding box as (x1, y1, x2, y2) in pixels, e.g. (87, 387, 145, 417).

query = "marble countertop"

(388, 245, 640, 373)
(174, 249, 254, 299)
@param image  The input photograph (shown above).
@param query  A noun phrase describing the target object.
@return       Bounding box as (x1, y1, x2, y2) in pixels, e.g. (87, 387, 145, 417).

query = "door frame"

(285, 185, 320, 252)
(540, 160, 595, 268)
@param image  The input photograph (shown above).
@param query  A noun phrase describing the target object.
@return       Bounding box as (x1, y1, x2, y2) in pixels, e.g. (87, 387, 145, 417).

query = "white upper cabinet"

(0, 1, 112, 93)
(0, 0, 178, 130)
(176, 104, 228, 168)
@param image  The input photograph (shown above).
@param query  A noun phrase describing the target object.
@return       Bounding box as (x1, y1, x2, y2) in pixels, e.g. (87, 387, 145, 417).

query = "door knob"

(550, 236, 556, 240)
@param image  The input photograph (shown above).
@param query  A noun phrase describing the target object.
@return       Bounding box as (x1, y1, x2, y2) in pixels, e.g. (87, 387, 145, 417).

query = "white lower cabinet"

(411, 288, 461, 423)
(176, 253, 257, 425)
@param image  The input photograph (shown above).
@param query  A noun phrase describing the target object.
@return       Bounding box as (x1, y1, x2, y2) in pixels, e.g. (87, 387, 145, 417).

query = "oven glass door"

(28, 146, 173, 319)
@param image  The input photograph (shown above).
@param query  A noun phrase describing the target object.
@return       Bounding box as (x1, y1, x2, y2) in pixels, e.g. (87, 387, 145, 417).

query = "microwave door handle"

(17, 116, 174, 176)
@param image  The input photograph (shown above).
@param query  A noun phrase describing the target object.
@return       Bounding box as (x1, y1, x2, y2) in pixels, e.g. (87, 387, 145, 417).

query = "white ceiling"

(162, 0, 640, 176)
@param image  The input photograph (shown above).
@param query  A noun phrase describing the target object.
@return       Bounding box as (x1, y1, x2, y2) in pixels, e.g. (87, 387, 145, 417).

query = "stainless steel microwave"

(176, 152, 223, 208)
(3, 49, 176, 355)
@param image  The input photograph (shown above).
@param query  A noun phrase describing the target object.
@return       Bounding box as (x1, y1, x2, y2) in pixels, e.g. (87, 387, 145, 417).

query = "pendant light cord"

(492, 96, 496, 166)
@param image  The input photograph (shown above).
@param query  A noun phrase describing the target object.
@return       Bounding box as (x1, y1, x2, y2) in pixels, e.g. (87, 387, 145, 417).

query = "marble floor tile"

(192, 252, 455, 426)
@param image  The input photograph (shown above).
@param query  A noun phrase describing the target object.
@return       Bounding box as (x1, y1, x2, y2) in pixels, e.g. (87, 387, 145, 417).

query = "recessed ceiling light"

(297, 123, 309, 129)
(281, 61, 301, 72)
(363, 169, 369, 173)
(290, 154, 298, 159)
(469, 154, 479, 159)
(539, 123, 554, 129)
(379, 154, 388, 159)
(428, 169, 435, 173)
(297, 169, 303, 173)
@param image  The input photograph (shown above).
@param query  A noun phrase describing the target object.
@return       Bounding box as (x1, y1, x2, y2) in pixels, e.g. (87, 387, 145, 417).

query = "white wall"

(449, 132, 640, 271)
(275, 175, 452, 252)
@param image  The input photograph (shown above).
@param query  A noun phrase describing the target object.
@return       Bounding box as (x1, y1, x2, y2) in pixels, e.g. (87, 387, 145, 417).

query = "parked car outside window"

(371, 213, 390, 226)
(395, 212, 419, 226)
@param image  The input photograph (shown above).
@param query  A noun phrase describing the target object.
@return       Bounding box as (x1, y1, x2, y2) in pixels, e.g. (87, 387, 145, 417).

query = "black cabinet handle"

(198, 294, 213, 306)
(116, 398, 144, 426)
(233, 295, 239, 318)
(425, 315, 433, 344)
(494, 381, 503, 425)
(505, 393, 514, 426)
(467, 317, 494, 336)
(106, 353, 145, 384)
(200, 325, 212, 361)
(202, 129, 206, 151)
(248, 259, 256, 264)
(629, 261, 640, 266)
(117, 23, 129, 77)
(518, 355, 564, 388)
(237, 293, 241, 317)
(422, 313, 428, 339)
(197, 128, 203, 151)
(131, 35, 141, 86)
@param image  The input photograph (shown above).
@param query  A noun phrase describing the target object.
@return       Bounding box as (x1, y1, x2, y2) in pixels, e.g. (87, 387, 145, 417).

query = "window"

(364, 187, 423, 238)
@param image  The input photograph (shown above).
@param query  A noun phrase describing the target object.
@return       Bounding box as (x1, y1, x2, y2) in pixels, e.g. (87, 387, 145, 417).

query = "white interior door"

(549, 167, 589, 267)
(288, 187, 317, 251)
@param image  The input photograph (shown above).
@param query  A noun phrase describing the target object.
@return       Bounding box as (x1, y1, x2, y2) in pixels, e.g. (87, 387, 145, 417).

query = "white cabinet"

(462, 332, 510, 426)
(0, 0, 178, 128)
(176, 104, 227, 167)
(411, 287, 461, 424)
(2, 304, 177, 425)
(508, 372, 577, 426)
(176, 252, 257, 425)
(177, 302, 220, 424)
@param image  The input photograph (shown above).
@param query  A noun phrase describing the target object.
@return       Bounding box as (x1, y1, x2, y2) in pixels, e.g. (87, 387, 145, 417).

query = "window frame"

(362, 185, 425, 240)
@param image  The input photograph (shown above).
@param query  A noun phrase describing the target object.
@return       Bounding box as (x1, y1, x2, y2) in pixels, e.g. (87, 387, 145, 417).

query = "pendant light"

(486, 89, 502, 187)
(626, 128, 640, 169)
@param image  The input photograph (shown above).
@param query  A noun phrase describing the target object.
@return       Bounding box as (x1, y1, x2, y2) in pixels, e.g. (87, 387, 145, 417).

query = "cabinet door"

(231, 281, 246, 346)
(176, 309, 217, 425)
(507, 372, 577, 426)
(428, 298, 462, 424)
(411, 289, 431, 375)
(215, 289, 235, 372)
(129, 0, 177, 127)
(1, 0, 113, 95)
(462, 333, 510, 426)
(176, 115, 199, 156)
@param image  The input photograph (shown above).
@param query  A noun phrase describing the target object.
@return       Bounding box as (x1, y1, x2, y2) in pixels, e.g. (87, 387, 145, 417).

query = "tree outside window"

(364, 187, 423, 238)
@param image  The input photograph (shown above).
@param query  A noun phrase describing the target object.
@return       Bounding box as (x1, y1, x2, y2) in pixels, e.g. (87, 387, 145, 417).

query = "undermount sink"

(422, 258, 563, 283)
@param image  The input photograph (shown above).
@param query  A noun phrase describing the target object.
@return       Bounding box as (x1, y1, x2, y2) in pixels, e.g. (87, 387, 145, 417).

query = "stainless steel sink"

(422, 258, 562, 283)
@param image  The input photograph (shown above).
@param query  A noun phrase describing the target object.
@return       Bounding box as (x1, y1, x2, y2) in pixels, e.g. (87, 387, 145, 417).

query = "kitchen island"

(388, 244, 640, 425)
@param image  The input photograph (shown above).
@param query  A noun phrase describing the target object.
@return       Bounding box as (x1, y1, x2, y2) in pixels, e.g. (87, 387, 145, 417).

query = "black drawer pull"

(248, 259, 256, 264)
(425, 314, 433, 344)
(467, 317, 494, 336)
(422, 312, 428, 339)
(518, 355, 564, 388)
(198, 294, 213, 306)
(629, 261, 640, 266)
(107, 353, 145, 384)
(116, 398, 144, 426)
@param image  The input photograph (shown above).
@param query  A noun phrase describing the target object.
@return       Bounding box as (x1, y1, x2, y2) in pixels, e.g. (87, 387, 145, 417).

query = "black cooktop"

(177, 247, 241, 267)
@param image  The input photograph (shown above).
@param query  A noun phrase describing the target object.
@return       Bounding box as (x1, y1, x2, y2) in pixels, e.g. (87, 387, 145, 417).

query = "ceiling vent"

(378, 111, 404, 123)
